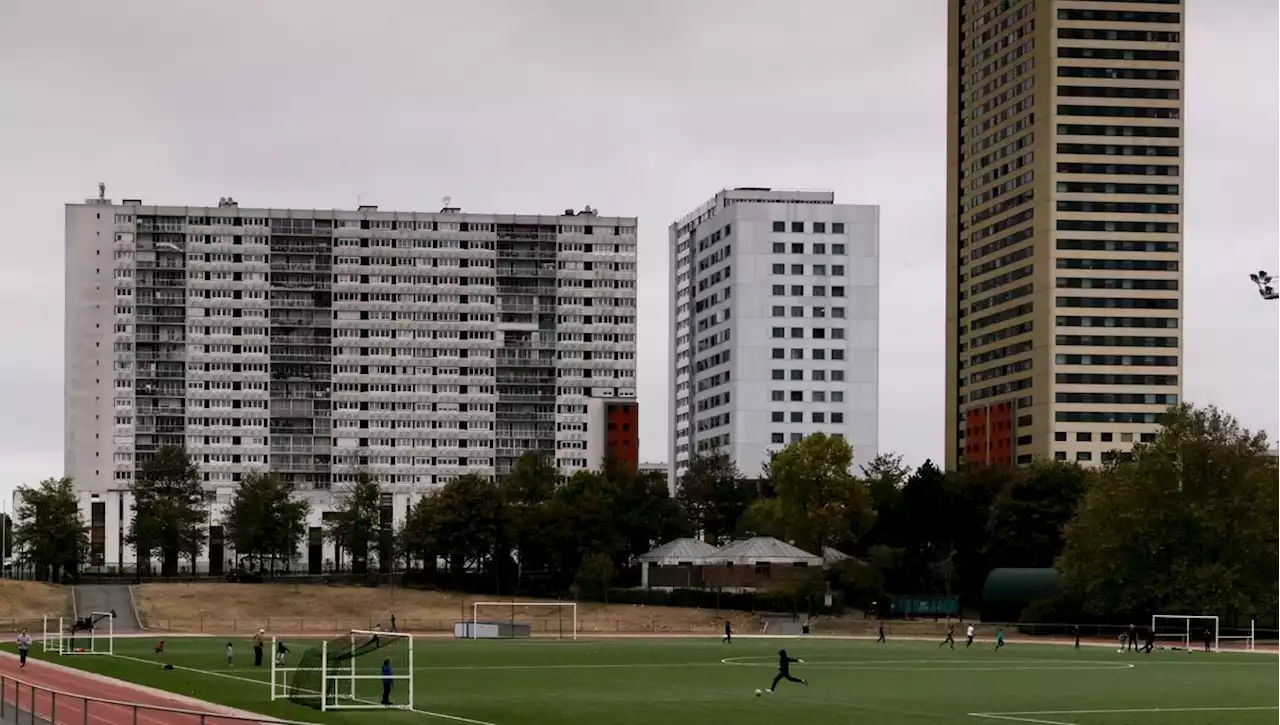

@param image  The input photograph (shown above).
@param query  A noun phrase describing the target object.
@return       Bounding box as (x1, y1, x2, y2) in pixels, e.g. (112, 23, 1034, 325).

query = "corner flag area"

(3, 635, 1275, 724)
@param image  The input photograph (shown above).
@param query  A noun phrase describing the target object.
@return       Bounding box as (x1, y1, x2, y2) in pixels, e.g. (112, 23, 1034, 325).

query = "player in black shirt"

(876, 621, 886, 644)
(768, 649, 808, 692)
(723, 620, 732, 644)
(1073, 625, 1081, 650)
(939, 623, 956, 649)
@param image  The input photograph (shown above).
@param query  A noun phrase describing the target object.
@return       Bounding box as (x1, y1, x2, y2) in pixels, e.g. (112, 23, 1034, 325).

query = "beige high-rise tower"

(945, 1, 1183, 470)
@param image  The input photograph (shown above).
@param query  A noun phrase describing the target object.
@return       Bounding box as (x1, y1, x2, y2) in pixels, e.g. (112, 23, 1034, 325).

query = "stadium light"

(1249, 270, 1278, 300)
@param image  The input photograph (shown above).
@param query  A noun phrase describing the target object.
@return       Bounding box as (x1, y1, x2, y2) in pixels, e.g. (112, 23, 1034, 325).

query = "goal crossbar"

(42, 612, 114, 656)
(271, 630, 414, 712)
(1151, 614, 1220, 651)
(470, 601, 578, 640)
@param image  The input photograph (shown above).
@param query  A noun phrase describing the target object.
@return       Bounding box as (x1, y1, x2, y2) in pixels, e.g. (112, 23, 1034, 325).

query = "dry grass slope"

(133, 582, 764, 635)
(0, 581, 71, 628)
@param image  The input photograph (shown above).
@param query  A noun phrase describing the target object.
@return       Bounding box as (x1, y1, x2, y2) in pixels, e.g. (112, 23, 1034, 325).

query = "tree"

(499, 452, 559, 584)
(859, 453, 912, 552)
(746, 433, 875, 555)
(675, 452, 754, 545)
(1058, 404, 1280, 619)
(430, 473, 506, 577)
(128, 445, 208, 576)
(984, 461, 1090, 569)
(324, 472, 382, 574)
(221, 473, 310, 576)
(398, 494, 439, 572)
(12, 478, 90, 582)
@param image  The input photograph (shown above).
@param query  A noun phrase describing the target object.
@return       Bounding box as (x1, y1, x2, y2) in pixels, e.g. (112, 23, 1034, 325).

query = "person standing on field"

(253, 629, 265, 667)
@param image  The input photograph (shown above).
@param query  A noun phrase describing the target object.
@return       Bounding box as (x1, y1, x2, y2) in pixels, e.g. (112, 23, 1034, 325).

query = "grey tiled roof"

(713, 537, 823, 565)
(638, 537, 720, 563)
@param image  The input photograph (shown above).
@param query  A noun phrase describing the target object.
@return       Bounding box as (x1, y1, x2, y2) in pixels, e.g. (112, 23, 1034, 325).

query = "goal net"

(1151, 614, 1219, 651)
(43, 612, 113, 656)
(273, 629, 413, 711)
(462, 601, 577, 640)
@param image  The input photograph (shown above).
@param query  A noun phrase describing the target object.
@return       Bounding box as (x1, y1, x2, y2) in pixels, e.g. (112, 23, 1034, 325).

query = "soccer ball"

(754, 689, 763, 697)
(1117, 649, 1124, 653)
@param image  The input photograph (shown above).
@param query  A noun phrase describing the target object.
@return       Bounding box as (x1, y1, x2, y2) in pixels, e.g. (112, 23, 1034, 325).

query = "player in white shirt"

(965, 624, 975, 648)
(16, 629, 32, 669)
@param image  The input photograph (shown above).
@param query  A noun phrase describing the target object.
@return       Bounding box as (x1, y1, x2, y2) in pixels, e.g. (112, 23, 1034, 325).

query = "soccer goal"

(42, 612, 114, 656)
(274, 630, 414, 712)
(1151, 614, 1219, 651)
(463, 601, 577, 640)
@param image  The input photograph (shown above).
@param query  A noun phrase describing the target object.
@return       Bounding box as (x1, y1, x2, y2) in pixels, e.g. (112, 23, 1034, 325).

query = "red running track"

(0, 655, 278, 725)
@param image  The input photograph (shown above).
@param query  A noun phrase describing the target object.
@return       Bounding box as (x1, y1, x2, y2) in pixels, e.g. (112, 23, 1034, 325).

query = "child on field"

(226, 642, 234, 665)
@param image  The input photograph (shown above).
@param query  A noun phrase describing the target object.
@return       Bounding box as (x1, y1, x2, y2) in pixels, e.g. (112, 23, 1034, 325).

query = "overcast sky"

(0, 1, 1275, 507)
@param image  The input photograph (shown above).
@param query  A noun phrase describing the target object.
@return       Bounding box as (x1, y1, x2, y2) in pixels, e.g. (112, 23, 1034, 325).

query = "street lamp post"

(1250, 270, 1278, 300)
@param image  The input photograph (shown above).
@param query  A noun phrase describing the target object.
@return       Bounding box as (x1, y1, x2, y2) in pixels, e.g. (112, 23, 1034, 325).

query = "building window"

(790, 264, 804, 275)
(791, 243, 804, 254)
(771, 327, 785, 338)
(1076, 451, 1093, 462)
(772, 222, 786, 232)
(772, 264, 785, 274)
(771, 433, 784, 444)
(831, 391, 843, 403)
(771, 348, 784, 359)
(790, 370, 804, 381)
(813, 328, 826, 339)
(812, 370, 826, 381)
(772, 242, 785, 253)
(832, 223, 845, 234)
(790, 328, 804, 338)
(832, 412, 844, 424)
(1076, 432, 1092, 442)
(772, 390, 784, 402)
(772, 369, 785, 380)
(1121, 432, 1134, 442)
(791, 222, 804, 233)
(790, 391, 803, 402)
(771, 412, 784, 422)
(813, 243, 826, 254)
(771, 306, 785, 317)
(1055, 451, 1067, 461)
(813, 286, 826, 297)
(772, 285, 785, 295)
(1101, 432, 1113, 442)
(813, 223, 827, 233)
(790, 412, 803, 423)
(812, 391, 826, 402)
(813, 412, 825, 423)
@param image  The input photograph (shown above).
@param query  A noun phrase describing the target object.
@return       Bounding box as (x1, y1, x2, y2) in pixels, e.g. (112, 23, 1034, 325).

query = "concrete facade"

(669, 188, 879, 488)
(64, 194, 637, 572)
(944, 0, 1185, 468)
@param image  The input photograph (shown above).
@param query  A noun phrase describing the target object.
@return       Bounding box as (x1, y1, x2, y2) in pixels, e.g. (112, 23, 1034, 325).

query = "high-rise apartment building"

(65, 193, 637, 572)
(945, 1, 1183, 469)
(669, 188, 879, 491)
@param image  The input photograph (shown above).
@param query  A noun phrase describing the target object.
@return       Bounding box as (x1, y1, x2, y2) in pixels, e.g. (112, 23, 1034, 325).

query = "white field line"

(969, 705, 1279, 725)
(108, 652, 500, 725)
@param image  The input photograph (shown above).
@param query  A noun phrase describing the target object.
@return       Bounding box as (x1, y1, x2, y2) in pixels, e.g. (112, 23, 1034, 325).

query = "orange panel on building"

(604, 401, 639, 473)
(963, 401, 1013, 468)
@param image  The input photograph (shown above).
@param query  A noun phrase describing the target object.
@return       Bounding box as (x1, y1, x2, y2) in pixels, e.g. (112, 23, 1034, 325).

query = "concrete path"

(71, 587, 141, 632)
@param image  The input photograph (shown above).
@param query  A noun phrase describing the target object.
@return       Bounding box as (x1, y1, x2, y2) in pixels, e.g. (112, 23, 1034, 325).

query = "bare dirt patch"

(0, 580, 71, 629)
(133, 582, 762, 635)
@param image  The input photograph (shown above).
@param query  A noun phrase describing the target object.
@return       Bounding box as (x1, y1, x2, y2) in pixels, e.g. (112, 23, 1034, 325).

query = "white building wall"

(669, 189, 879, 487)
(64, 197, 637, 572)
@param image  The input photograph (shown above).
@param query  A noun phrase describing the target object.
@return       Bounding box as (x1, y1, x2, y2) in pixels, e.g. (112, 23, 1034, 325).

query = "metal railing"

(0, 673, 310, 725)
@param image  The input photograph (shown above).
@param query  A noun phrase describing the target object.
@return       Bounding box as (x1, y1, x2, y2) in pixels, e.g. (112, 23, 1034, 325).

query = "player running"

(965, 624, 975, 648)
(993, 628, 1005, 651)
(723, 619, 733, 644)
(16, 629, 31, 669)
(876, 620, 886, 644)
(276, 639, 291, 665)
(939, 623, 956, 649)
(767, 649, 808, 692)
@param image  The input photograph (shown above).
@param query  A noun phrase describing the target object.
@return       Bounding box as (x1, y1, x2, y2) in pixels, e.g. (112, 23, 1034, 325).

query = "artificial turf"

(6, 635, 1276, 725)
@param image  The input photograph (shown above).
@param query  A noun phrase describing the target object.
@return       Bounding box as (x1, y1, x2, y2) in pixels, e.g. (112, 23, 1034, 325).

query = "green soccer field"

(7, 635, 1277, 724)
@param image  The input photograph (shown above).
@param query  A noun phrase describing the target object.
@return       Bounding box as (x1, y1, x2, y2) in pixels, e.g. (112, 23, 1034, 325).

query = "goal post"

(277, 630, 414, 712)
(43, 612, 113, 656)
(466, 601, 577, 640)
(1151, 614, 1219, 651)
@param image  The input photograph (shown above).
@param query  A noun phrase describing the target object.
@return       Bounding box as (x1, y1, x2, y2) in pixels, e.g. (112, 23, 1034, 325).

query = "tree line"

(10, 403, 1277, 621)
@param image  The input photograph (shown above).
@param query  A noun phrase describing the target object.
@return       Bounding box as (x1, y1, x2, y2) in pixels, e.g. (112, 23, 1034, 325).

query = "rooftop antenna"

(356, 192, 369, 207)
(443, 196, 453, 207)
(98, 182, 106, 200)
